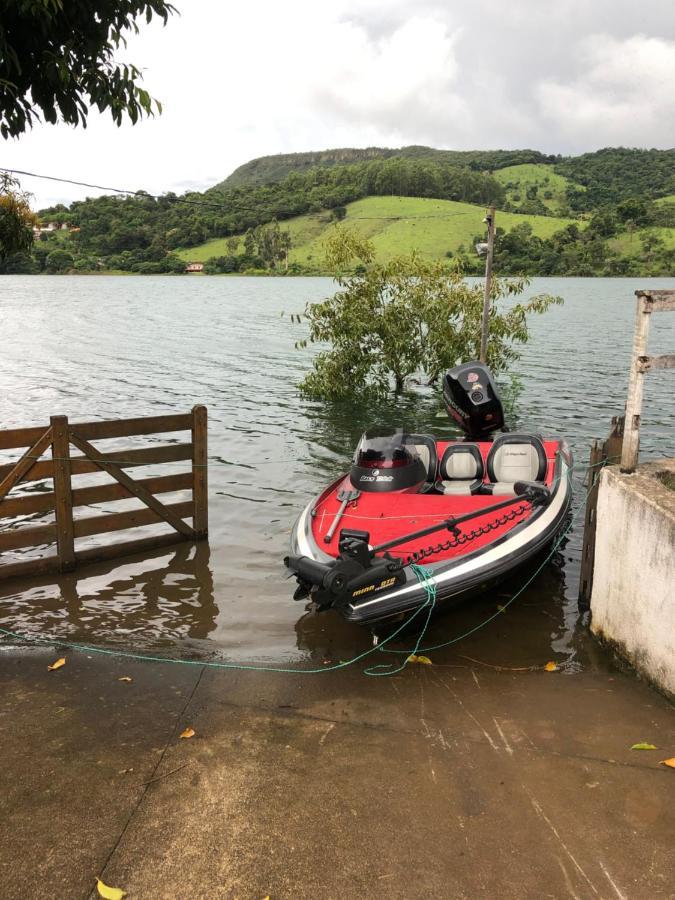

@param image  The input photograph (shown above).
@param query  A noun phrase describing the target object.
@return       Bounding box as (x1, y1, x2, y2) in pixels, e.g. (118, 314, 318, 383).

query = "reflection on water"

(0, 275, 673, 667)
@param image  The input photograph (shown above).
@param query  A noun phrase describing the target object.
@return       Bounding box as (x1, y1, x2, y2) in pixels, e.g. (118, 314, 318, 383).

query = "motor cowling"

(442, 361, 505, 440)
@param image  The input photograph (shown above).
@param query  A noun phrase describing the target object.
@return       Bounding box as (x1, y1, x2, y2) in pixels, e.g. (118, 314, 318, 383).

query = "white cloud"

(537, 34, 675, 146)
(2, 1, 673, 209)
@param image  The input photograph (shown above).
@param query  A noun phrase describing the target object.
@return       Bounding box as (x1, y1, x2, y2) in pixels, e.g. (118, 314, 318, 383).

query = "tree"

(45, 249, 74, 272)
(296, 228, 561, 401)
(0, 173, 38, 263)
(0, 1, 176, 138)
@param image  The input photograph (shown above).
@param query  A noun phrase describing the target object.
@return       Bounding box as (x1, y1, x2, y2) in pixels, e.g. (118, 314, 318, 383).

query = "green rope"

(0, 459, 606, 677)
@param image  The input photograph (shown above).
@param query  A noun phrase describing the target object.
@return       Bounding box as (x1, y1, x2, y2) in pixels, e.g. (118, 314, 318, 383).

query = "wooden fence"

(0, 407, 207, 582)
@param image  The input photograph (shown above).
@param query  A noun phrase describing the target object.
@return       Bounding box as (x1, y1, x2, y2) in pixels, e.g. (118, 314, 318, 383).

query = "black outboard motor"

(442, 361, 505, 440)
(350, 428, 426, 493)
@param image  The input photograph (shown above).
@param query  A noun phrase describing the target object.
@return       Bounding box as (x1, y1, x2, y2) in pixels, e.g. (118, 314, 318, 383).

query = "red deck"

(311, 440, 560, 563)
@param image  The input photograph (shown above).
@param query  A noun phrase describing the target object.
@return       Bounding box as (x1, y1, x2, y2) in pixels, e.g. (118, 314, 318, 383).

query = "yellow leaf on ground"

(179, 727, 195, 739)
(660, 758, 675, 768)
(96, 877, 126, 900)
(47, 657, 66, 671)
(631, 742, 657, 750)
(118, 676, 133, 683)
(407, 655, 432, 665)
(544, 661, 558, 672)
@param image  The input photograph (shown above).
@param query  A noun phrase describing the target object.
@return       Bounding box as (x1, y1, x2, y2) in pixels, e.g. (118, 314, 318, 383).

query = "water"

(0, 275, 673, 667)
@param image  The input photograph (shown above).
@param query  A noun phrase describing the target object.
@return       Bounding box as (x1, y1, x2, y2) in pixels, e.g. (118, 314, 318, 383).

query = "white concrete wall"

(591, 460, 675, 697)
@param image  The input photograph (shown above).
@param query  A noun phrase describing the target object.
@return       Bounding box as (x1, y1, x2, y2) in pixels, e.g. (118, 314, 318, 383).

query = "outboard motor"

(442, 361, 505, 440)
(350, 428, 426, 493)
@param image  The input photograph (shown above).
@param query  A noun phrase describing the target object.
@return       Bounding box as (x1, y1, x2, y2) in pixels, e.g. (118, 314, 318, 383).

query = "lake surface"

(0, 276, 673, 668)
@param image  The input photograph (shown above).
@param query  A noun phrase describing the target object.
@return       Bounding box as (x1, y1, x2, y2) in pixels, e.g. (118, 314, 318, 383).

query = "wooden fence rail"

(0, 407, 208, 582)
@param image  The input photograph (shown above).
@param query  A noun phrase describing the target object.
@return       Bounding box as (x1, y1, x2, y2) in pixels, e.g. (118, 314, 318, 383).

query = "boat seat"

(403, 434, 438, 485)
(482, 433, 547, 495)
(437, 443, 484, 495)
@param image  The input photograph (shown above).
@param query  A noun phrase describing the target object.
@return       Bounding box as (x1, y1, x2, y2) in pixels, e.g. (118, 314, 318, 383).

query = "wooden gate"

(0, 407, 207, 582)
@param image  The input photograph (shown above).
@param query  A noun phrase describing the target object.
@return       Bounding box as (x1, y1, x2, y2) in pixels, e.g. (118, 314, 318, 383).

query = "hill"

(493, 163, 577, 216)
(178, 196, 578, 268)
(220, 146, 555, 189)
(5, 145, 673, 276)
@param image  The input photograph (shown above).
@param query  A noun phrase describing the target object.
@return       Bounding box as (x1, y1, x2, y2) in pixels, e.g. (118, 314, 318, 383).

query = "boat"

(285, 361, 573, 628)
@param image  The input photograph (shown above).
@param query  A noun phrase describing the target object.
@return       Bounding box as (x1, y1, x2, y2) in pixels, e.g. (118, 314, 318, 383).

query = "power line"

(0, 166, 235, 210)
(1, 166, 490, 222)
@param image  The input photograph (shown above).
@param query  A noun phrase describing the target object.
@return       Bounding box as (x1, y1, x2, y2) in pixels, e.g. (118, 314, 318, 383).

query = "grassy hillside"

(178, 195, 579, 266)
(220, 147, 555, 189)
(493, 163, 576, 215)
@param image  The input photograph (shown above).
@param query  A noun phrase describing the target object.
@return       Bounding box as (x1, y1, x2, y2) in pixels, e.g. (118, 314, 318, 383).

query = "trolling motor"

(286, 529, 406, 611)
(285, 482, 550, 611)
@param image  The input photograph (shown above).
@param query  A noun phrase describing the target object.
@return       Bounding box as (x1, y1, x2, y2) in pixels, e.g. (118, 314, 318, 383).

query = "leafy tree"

(0, 1, 176, 138)
(296, 228, 561, 401)
(45, 248, 74, 272)
(0, 173, 38, 262)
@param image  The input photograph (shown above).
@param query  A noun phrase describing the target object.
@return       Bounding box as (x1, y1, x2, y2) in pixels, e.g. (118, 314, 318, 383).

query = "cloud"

(307, 16, 466, 138)
(537, 34, 675, 147)
(4, 0, 674, 209)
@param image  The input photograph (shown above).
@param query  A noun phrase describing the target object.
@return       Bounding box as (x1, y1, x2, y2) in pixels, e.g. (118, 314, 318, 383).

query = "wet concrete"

(1, 646, 673, 899)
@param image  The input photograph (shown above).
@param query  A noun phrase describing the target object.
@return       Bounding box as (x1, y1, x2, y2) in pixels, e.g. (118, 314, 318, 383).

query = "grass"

(608, 226, 675, 258)
(178, 195, 580, 266)
(493, 163, 576, 215)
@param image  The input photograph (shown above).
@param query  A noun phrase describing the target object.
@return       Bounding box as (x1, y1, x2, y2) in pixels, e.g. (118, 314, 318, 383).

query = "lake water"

(0, 275, 673, 668)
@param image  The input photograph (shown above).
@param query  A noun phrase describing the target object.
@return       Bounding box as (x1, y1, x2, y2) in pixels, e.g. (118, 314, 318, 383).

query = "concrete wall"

(591, 459, 675, 697)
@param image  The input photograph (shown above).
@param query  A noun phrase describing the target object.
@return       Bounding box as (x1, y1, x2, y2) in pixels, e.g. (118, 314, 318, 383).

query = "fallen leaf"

(96, 878, 126, 900)
(660, 758, 675, 768)
(47, 657, 66, 671)
(118, 676, 133, 683)
(407, 654, 432, 665)
(631, 742, 657, 750)
(179, 727, 195, 739)
(544, 661, 558, 672)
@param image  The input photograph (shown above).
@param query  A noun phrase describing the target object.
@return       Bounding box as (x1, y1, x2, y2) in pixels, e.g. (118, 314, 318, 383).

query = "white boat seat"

(482, 434, 547, 495)
(403, 433, 438, 485)
(437, 443, 484, 496)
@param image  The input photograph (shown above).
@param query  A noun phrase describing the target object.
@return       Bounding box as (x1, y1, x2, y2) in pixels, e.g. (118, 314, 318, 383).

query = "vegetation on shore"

(2, 147, 674, 276)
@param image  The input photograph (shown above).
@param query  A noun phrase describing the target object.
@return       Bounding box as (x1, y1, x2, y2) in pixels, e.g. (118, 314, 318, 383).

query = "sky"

(4, 0, 675, 210)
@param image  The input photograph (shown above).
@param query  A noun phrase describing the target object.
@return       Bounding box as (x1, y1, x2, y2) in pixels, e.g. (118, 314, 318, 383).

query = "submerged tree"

(0, 1, 176, 138)
(296, 228, 562, 401)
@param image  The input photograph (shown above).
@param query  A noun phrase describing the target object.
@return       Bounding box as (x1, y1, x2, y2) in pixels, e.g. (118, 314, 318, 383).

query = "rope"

(0, 459, 602, 676)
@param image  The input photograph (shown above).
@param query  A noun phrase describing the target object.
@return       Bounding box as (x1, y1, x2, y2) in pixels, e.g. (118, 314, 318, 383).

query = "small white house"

(185, 262, 204, 273)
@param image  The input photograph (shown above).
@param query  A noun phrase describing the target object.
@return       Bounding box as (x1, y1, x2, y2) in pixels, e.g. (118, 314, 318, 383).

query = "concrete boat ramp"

(1, 644, 673, 899)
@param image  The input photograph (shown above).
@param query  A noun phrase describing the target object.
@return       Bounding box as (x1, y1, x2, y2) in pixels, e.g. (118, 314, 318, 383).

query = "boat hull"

(289, 450, 573, 627)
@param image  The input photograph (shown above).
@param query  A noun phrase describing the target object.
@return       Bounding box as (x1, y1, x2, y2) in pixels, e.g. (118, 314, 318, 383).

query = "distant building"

(33, 221, 69, 238)
(185, 262, 204, 273)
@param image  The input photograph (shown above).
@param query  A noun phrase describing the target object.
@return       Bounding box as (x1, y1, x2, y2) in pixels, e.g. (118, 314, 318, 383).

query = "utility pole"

(479, 206, 496, 364)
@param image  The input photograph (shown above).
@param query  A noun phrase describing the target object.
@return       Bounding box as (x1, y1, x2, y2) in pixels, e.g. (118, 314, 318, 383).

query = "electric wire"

(0, 166, 489, 221)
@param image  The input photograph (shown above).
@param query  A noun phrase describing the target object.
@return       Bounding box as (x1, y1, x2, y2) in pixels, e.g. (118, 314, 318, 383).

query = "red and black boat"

(285, 361, 573, 627)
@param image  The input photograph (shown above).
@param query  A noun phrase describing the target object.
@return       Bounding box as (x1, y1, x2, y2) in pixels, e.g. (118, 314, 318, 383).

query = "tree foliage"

(0, 173, 38, 261)
(555, 148, 675, 210)
(296, 228, 562, 401)
(0, 1, 175, 138)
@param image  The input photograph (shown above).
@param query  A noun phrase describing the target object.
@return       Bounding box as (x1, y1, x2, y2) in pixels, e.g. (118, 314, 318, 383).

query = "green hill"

(494, 163, 577, 216)
(178, 195, 579, 267)
(220, 146, 555, 189)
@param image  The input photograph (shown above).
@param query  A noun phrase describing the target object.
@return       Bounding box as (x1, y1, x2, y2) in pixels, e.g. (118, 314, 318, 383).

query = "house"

(185, 262, 204, 273)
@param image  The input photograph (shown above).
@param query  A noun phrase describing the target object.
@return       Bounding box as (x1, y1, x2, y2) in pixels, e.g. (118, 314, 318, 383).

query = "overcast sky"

(5, 0, 675, 209)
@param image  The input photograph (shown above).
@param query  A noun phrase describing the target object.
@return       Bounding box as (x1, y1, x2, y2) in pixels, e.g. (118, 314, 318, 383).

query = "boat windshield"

(354, 429, 420, 469)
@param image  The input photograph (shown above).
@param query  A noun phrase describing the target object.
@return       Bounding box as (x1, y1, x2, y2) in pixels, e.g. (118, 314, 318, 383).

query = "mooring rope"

(0, 459, 606, 677)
